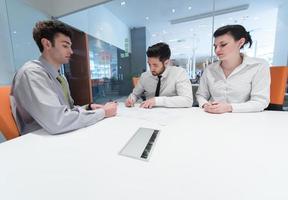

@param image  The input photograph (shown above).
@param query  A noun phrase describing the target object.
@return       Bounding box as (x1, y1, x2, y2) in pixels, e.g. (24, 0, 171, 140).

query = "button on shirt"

(10, 56, 105, 135)
(129, 66, 193, 107)
(196, 54, 270, 112)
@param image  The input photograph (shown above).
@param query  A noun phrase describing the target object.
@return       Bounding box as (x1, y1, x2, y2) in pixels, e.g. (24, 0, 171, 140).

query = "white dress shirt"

(129, 66, 193, 107)
(10, 56, 105, 135)
(196, 54, 270, 112)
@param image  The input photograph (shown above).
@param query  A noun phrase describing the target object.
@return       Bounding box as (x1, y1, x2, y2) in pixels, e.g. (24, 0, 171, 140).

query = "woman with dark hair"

(196, 24, 270, 113)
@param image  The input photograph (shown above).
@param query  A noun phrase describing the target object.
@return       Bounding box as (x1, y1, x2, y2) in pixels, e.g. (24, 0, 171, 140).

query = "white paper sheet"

(117, 103, 186, 126)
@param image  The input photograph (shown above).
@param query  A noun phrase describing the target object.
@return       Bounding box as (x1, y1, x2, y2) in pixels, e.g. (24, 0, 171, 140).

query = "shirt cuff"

(155, 97, 164, 106)
(129, 94, 138, 103)
(81, 104, 89, 110)
(88, 108, 105, 118)
(230, 103, 239, 112)
(85, 103, 93, 110)
(197, 99, 208, 108)
(97, 108, 106, 118)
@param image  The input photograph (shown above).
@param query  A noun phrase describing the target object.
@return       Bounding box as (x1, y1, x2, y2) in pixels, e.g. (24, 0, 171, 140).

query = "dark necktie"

(155, 75, 162, 97)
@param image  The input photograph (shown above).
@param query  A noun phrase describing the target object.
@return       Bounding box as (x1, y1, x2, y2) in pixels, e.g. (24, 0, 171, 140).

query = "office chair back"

(132, 77, 140, 88)
(267, 66, 288, 110)
(0, 86, 19, 140)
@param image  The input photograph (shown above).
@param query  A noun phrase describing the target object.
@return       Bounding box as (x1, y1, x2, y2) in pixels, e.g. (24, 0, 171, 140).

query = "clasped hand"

(203, 101, 232, 114)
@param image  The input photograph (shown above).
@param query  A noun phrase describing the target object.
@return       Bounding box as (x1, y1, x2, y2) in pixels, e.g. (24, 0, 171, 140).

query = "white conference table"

(1, 104, 288, 200)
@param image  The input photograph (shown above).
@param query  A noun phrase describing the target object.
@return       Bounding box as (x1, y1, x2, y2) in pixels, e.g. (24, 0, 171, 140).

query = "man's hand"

(103, 102, 117, 117)
(90, 103, 104, 110)
(125, 97, 135, 107)
(140, 98, 156, 109)
(203, 101, 232, 114)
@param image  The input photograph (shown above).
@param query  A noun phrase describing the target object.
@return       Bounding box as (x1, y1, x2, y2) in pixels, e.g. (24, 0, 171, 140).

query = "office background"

(1, 0, 288, 142)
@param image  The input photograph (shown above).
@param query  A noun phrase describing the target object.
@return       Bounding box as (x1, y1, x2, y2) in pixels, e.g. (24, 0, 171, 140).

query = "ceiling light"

(120, 1, 126, 6)
(145, 16, 149, 20)
(188, 6, 192, 10)
(170, 4, 249, 24)
(172, 9, 176, 13)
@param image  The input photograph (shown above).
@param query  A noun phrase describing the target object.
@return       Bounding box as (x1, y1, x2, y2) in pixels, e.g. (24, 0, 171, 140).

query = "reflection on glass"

(88, 36, 122, 103)
(89, 36, 118, 80)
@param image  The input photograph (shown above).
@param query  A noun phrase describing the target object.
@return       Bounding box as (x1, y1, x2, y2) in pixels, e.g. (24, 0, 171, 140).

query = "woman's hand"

(203, 101, 232, 114)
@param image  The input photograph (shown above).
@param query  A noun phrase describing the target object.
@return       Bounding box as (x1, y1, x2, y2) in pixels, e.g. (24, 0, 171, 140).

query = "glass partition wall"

(88, 36, 120, 103)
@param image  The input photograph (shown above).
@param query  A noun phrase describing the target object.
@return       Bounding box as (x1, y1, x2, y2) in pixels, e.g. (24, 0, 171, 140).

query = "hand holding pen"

(125, 96, 135, 107)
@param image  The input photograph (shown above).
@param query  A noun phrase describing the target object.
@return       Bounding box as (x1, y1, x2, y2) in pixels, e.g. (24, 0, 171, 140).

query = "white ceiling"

(21, 0, 111, 17)
(104, 0, 285, 60)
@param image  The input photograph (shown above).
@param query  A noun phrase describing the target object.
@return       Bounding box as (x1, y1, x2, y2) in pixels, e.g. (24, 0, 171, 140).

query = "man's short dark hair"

(33, 20, 72, 52)
(146, 42, 171, 62)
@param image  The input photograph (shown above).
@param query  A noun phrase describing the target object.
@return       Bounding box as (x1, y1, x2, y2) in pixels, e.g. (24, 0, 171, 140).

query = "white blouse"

(196, 54, 270, 112)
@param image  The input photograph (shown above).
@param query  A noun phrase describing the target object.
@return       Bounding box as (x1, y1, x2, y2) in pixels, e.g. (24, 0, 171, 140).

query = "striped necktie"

(56, 75, 70, 105)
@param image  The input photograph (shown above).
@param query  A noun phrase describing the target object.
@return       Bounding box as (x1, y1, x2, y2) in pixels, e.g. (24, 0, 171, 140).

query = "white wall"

(0, 0, 15, 85)
(60, 5, 131, 52)
(273, 2, 288, 66)
(52, 0, 111, 17)
(0, 0, 49, 85)
(6, 0, 49, 69)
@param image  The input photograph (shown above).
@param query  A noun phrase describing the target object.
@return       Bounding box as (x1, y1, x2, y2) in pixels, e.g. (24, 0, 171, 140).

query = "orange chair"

(0, 86, 19, 140)
(132, 77, 140, 88)
(267, 66, 288, 110)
